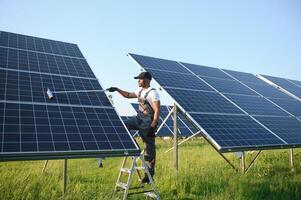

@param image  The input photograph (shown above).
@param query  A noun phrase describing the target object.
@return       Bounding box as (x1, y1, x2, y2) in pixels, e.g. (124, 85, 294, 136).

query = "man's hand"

(107, 87, 118, 92)
(146, 126, 156, 137)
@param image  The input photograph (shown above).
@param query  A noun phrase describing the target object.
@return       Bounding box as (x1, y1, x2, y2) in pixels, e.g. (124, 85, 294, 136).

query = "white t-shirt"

(135, 87, 160, 104)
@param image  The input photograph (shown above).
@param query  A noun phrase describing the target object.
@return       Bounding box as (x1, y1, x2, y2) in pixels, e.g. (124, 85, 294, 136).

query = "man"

(108, 71, 160, 183)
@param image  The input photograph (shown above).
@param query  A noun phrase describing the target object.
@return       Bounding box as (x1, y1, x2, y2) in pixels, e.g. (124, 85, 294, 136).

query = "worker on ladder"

(108, 71, 160, 183)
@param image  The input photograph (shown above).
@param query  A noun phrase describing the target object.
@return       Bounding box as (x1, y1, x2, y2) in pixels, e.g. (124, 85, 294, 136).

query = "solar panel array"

(129, 103, 198, 137)
(0, 31, 140, 161)
(129, 53, 301, 152)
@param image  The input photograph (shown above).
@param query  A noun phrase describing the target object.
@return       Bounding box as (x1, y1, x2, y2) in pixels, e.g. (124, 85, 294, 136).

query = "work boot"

(141, 176, 150, 184)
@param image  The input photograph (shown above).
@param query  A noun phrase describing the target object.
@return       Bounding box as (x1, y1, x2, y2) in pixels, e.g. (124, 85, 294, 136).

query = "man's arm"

(150, 100, 160, 128)
(108, 87, 137, 99)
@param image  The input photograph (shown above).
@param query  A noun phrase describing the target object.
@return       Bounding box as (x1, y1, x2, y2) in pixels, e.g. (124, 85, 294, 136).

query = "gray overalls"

(124, 88, 157, 177)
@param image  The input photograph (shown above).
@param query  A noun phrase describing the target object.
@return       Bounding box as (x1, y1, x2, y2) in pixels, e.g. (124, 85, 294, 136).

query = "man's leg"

(139, 129, 156, 181)
(123, 117, 139, 131)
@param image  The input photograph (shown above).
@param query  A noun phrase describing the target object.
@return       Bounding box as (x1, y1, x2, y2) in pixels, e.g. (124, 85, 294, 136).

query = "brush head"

(47, 88, 54, 100)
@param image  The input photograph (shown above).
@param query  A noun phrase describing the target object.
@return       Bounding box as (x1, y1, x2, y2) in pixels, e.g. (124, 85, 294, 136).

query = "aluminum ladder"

(114, 155, 160, 200)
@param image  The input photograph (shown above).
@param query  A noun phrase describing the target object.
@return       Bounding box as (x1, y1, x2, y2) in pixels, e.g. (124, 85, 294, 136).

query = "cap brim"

(134, 76, 140, 79)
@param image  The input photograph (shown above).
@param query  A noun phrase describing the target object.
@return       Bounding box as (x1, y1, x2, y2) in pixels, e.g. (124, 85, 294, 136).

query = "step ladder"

(114, 155, 160, 200)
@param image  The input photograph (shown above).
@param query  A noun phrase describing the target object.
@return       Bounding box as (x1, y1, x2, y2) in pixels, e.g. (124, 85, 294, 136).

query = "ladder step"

(135, 166, 146, 170)
(128, 190, 155, 196)
(116, 182, 128, 190)
(120, 168, 132, 173)
(144, 192, 159, 198)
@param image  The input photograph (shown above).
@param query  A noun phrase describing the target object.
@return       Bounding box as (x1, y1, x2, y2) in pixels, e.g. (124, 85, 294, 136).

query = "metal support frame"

(165, 131, 201, 153)
(240, 152, 245, 173)
(159, 104, 264, 173)
(173, 103, 178, 174)
(289, 149, 294, 167)
(156, 108, 174, 136)
(41, 159, 68, 195)
(63, 159, 67, 194)
(41, 160, 48, 173)
(244, 151, 262, 173)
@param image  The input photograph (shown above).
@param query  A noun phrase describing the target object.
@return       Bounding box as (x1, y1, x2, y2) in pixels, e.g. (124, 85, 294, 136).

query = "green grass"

(1, 138, 301, 200)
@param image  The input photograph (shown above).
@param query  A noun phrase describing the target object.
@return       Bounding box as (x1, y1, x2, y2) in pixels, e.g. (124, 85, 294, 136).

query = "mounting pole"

(173, 103, 178, 174)
(42, 160, 48, 173)
(240, 152, 245, 173)
(63, 159, 67, 194)
(289, 149, 293, 167)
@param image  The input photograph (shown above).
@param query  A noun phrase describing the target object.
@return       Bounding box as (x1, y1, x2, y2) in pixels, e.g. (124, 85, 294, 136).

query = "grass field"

(1, 138, 301, 200)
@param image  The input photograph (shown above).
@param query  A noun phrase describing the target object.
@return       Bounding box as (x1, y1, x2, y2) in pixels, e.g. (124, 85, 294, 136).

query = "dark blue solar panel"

(268, 98, 301, 117)
(189, 113, 285, 152)
(1, 103, 138, 157)
(254, 116, 301, 145)
(261, 75, 301, 98)
(165, 88, 243, 114)
(146, 68, 213, 91)
(129, 53, 189, 74)
(162, 106, 197, 137)
(225, 94, 289, 116)
(289, 79, 301, 88)
(0, 31, 84, 58)
(222, 69, 264, 84)
(0, 47, 94, 78)
(201, 76, 257, 95)
(130, 53, 301, 152)
(1, 32, 140, 161)
(243, 82, 291, 99)
(181, 62, 232, 80)
(167, 107, 199, 136)
(0, 69, 111, 107)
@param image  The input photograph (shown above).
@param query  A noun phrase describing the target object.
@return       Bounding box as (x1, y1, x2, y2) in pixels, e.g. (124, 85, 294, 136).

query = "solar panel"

(224, 70, 291, 99)
(130, 53, 189, 74)
(222, 69, 264, 84)
(288, 79, 301, 88)
(0, 31, 84, 58)
(224, 94, 289, 116)
(200, 76, 257, 96)
(164, 88, 243, 114)
(261, 75, 301, 99)
(189, 113, 285, 151)
(130, 103, 197, 137)
(267, 98, 301, 118)
(0, 69, 111, 106)
(181, 62, 233, 80)
(0, 31, 140, 161)
(167, 106, 199, 137)
(253, 116, 301, 145)
(0, 43, 94, 78)
(145, 68, 213, 91)
(129, 53, 301, 152)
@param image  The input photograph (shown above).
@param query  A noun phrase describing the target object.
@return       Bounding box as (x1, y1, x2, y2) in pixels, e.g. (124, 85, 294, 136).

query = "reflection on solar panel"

(129, 53, 301, 152)
(260, 75, 301, 99)
(0, 31, 140, 161)
(129, 103, 197, 137)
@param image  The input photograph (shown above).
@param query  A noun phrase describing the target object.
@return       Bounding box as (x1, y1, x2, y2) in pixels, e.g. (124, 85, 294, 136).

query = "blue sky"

(1, 0, 300, 115)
